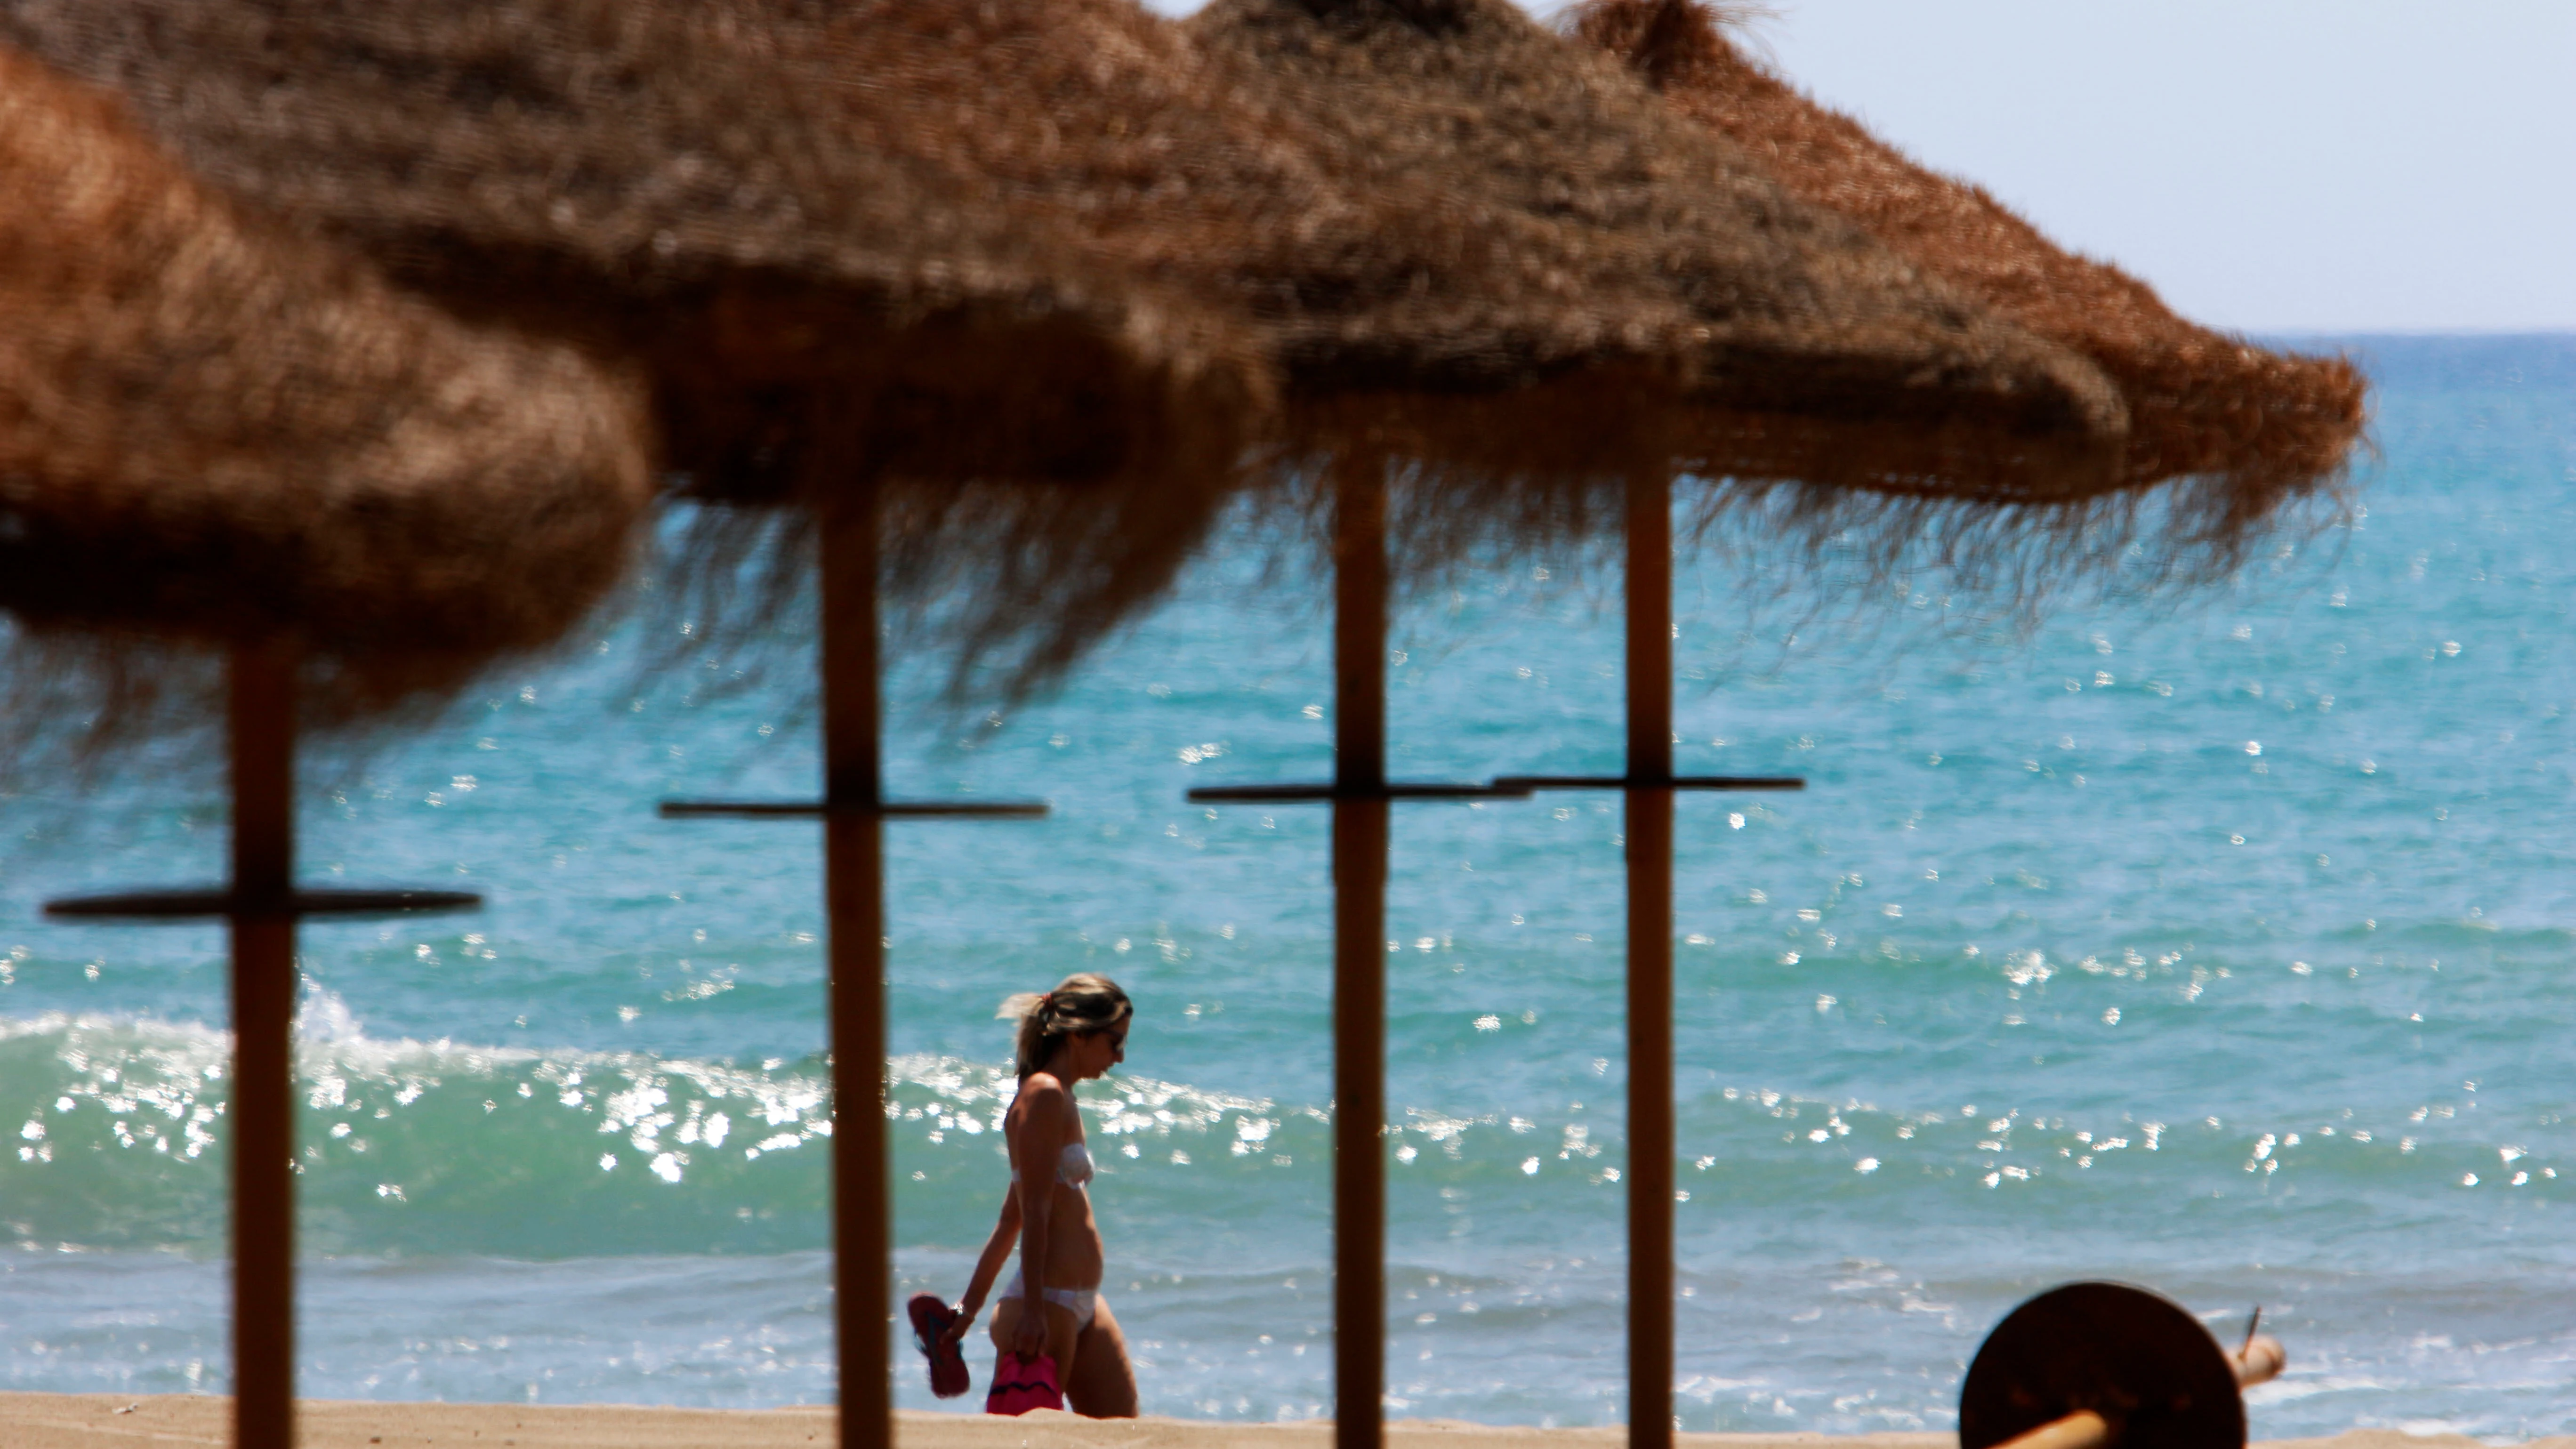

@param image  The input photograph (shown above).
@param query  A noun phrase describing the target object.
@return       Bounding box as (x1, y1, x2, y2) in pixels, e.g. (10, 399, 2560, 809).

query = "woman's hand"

(938, 1304, 977, 1350)
(1009, 1297, 1051, 1360)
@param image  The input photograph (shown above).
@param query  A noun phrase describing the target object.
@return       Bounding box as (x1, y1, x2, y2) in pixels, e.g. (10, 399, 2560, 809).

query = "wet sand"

(3, 1395, 2569, 1449)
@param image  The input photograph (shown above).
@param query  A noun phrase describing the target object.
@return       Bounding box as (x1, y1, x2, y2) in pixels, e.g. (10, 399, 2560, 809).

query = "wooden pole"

(1332, 459, 1389, 1449)
(229, 646, 298, 1449)
(1624, 475, 1675, 1449)
(820, 481, 891, 1446)
(1991, 1409, 2112, 1449)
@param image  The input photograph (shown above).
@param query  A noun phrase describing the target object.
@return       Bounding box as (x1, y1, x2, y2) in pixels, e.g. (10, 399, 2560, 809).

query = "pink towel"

(983, 1352, 1064, 1415)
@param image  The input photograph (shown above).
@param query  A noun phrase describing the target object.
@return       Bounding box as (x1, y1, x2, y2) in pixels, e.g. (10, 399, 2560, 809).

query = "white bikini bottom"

(1003, 1271, 1101, 1333)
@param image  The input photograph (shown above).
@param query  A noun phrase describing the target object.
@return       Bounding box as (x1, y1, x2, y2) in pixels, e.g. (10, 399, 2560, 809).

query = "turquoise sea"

(0, 335, 2571, 1439)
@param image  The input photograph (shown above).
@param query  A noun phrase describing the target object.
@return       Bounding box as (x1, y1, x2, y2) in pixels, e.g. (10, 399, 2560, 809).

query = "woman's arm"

(945, 1187, 1022, 1344)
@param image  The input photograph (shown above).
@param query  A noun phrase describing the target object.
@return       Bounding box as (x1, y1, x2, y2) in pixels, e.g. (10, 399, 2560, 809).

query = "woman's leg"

(1062, 1295, 1138, 1418)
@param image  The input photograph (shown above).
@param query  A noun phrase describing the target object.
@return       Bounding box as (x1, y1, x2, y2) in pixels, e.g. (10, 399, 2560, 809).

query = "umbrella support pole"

(1475, 489, 1801, 1443)
(36, 651, 480, 1449)
(231, 645, 298, 1449)
(655, 471, 1045, 1445)
(1331, 462, 1389, 1449)
(820, 483, 893, 1447)
(1179, 461, 1524, 1448)
(1624, 476, 1675, 1449)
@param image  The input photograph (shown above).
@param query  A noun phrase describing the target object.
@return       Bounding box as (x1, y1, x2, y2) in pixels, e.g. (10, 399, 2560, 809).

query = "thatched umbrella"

(1552, 12, 2370, 1434)
(1570, 0, 2367, 537)
(1168, 3, 2357, 1449)
(0, 0, 1274, 686)
(0, 43, 651, 1449)
(0, 58, 647, 716)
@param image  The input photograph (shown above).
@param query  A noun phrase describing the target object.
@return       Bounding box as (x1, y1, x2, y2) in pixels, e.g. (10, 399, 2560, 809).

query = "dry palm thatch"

(0, 0, 1274, 694)
(806, 0, 1700, 477)
(0, 41, 652, 741)
(1570, 0, 2366, 564)
(1178, 0, 2138, 541)
(773, 0, 2146, 610)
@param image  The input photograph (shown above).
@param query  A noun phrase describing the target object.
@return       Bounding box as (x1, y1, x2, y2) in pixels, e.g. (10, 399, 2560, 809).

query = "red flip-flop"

(907, 1293, 971, 1398)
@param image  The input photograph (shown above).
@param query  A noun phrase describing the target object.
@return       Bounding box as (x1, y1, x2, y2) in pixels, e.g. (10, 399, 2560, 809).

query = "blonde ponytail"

(998, 973, 1132, 1079)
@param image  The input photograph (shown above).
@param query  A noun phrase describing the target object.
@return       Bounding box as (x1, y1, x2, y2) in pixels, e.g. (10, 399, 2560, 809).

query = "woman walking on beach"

(942, 973, 1137, 1417)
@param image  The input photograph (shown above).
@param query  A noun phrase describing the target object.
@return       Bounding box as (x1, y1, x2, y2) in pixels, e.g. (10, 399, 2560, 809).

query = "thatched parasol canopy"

(1572, 0, 2366, 543)
(0, 0, 1274, 690)
(0, 41, 651, 719)
(1178, 0, 2133, 512)
(0, 0, 1259, 496)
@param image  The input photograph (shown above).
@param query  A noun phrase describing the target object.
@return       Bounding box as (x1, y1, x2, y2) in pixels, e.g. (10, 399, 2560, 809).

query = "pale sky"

(1148, 0, 2576, 334)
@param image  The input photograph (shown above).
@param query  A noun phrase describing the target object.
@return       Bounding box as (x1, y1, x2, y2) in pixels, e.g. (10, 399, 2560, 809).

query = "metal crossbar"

(1490, 773, 1804, 792)
(1186, 781, 1532, 803)
(1191, 778, 1795, 805)
(45, 886, 480, 919)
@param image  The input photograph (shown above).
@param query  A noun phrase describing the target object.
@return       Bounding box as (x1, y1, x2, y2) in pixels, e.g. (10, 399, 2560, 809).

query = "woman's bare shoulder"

(1014, 1072, 1071, 1113)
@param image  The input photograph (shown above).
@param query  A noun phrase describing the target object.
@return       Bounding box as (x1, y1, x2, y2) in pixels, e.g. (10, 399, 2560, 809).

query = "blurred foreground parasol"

(0, 0, 1276, 692)
(0, 41, 653, 1449)
(0, 36, 651, 728)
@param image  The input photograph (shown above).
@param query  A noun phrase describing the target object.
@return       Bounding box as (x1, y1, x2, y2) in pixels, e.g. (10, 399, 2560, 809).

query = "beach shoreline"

(0, 1393, 2562, 1449)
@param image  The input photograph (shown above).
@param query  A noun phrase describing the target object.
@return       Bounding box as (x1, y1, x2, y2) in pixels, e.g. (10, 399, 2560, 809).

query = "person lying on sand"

(941, 973, 1138, 1417)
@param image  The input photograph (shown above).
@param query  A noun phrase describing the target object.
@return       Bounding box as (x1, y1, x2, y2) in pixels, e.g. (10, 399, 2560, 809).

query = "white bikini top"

(1009, 1141, 1095, 1190)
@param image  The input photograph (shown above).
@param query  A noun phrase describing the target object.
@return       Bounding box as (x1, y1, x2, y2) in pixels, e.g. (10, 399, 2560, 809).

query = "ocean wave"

(0, 993, 2563, 1264)
(0, 991, 1337, 1258)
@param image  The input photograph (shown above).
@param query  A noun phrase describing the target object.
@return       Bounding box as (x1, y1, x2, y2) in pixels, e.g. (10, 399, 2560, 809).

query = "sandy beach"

(0, 1395, 2563, 1449)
